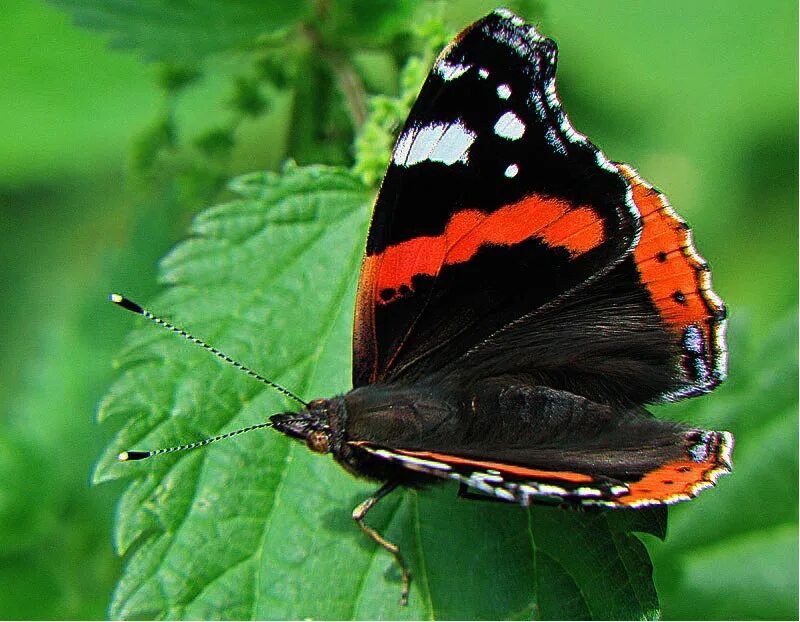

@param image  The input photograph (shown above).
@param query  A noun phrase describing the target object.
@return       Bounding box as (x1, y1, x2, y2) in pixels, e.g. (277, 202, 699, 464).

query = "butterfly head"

(270, 398, 343, 454)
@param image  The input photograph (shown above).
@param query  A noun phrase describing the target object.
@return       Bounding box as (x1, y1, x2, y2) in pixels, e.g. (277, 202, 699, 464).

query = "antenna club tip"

(109, 293, 145, 315)
(117, 451, 130, 461)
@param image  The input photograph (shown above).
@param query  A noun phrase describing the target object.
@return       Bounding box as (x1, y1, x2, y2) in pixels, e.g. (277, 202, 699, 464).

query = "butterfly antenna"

(118, 421, 275, 461)
(109, 293, 307, 407)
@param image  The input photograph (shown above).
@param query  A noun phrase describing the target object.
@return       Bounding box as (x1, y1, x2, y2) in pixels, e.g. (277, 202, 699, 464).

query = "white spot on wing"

(407, 124, 445, 163)
(437, 60, 471, 81)
(574, 487, 603, 498)
(471, 471, 504, 484)
(494, 111, 526, 140)
(494, 488, 516, 501)
(684, 325, 704, 354)
(374, 449, 452, 472)
(496, 84, 512, 99)
(393, 120, 476, 167)
(689, 432, 712, 462)
(545, 128, 567, 155)
(392, 130, 414, 165)
(435, 122, 479, 164)
(537, 484, 569, 496)
(478, 68, 489, 79)
(504, 163, 519, 178)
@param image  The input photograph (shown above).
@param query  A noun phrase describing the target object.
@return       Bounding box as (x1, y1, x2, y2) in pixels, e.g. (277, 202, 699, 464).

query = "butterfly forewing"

(353, 12, 641, 388)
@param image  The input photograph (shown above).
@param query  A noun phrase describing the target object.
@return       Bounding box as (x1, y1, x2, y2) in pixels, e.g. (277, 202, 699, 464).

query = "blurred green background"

(0, 0, 796, 619)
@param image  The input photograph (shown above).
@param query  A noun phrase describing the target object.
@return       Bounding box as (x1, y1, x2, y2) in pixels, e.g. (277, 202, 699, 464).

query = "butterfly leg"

(352, 481, 410, 605)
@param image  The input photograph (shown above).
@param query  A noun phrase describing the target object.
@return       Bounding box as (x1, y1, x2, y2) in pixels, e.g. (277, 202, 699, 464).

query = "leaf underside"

(97, 163, 663, 620)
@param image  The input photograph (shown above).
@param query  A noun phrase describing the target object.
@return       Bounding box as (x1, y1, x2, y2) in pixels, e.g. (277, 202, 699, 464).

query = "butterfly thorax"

(343, 384, 461, 482)
(272, 386, 461, 482)
(344, 379, 623, 447)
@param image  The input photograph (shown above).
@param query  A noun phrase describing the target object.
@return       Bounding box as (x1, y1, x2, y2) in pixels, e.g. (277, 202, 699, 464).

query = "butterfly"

(114, 8, 731, 606)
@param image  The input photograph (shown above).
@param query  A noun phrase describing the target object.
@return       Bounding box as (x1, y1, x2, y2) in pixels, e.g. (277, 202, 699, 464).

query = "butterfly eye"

(306, 430, 331, 454)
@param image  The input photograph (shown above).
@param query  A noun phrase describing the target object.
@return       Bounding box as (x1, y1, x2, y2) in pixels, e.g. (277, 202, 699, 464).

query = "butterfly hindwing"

(353, 10, 641, 387)
(620, 165, 727, 399)
(351, 428, 733, 508)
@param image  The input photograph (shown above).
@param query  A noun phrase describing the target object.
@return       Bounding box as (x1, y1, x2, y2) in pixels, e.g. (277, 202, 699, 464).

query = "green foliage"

(49, 0, 314, 62)
(230, 76, 270, 117)
(353, 15, 451, 186)
(97, 164, 664, 619)
(157, 64, 202, 93)
(316, 0, 419, 48)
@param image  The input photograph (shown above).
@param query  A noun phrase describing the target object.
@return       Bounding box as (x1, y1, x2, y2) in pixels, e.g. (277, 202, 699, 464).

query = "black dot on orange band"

(380, 288, 395, 301)
(662, 480, 674, 485)
(656, 251, 668, 263)
(677, 466, 691, 473)
(673, 291, 687, 304)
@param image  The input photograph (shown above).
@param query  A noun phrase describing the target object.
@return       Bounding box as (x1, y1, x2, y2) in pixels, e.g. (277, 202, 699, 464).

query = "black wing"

(353, 9, 641, 388)
(353, 10, 726, 406)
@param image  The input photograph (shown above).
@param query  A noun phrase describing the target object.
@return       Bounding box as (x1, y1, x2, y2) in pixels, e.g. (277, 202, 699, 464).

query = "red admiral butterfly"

(113, 8, 732, 606)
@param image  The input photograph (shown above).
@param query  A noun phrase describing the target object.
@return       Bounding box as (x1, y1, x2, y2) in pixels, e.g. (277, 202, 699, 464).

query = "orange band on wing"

(394, 449, 594, 483)
(619, 458, 720, 506)
(621, 165, 723, 331)
(616, 430, 732, 506)
(366, 195, 604, 304)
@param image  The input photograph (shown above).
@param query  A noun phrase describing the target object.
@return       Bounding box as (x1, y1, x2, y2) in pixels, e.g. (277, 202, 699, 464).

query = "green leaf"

(663, 524, 797, 620)
(50, 0, 313, 63)
(99, 163, 662, 619)
(321, 0, 418, 48)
